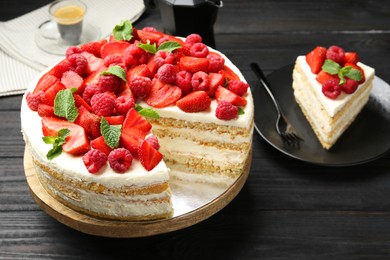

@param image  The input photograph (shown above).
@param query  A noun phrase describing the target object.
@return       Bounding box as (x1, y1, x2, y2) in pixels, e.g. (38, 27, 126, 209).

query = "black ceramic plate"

(253, 64, 390, 166)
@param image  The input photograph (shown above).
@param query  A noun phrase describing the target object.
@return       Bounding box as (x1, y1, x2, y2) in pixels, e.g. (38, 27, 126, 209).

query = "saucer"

(35, 20, 101, 56)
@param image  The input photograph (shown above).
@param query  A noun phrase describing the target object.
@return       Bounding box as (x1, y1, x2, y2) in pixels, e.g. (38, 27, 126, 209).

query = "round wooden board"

(24, 148, 251, 238)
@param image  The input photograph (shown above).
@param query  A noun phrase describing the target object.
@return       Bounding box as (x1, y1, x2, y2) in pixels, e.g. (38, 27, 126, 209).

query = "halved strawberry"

(138, 140, 163, 171)
(100, 41, 131, 59)
(104, 115, 125, 125)
(37, 104, 55, 117)
(215, 86, 247, 107)
(34, 74, 59, 94)
(176, 91, 211, 112)
(178, 56, 209, 73)
(122, 108, 152, 132)
(73, 94, 92, 111)
(218, 65, 240, 81)
(120, 127, 147, 157)
(42, 82, 66, 106)
(144, 79, 182, 108)
(344, 62, 365, 83)
(208, 72, 225, 97)
(80, 39, 107, 57)
(83, 65, 107, 85)
(305, 46, 327, 74)
(136, 29, 164, 44)
(344, 52, 359, 65)
(48, 59, 73, 78)
(91, 136, 112, 155)
(61, 70, 84, 93)
(316, 70, 338, 85)
(41, 117, 90, 155)
(146, 55, 159, 74)
(80, 51, 105, 73)
(74, 105, 101, 139)
(126, 64, 152, 82)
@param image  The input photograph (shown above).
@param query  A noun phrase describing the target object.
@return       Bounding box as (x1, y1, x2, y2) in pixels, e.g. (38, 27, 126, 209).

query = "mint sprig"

(101, 65, 127, 82)
(135, 104, 160, 119)
(138, 41, 181, 54)
(322, 59, 362, 85)
(42, 128, 70, 160)
(54, 89, 79, 122)
(100, 117, 122, 149)
(238, 107, 245, 116)
(112, 20, 133, 41)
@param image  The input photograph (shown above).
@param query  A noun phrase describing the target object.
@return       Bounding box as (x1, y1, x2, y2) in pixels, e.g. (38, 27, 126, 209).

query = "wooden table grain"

(1, 0, 390, 259)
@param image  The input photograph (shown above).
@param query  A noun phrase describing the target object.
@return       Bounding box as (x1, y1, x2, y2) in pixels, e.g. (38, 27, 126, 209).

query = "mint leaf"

(101, 65, 127, 82)
(54, 89, 79, 122)
(238, 107, 245, 116)
(322, 59, 341, 75)
(138, 42, 157, 54)
(344, 67, 363, 82)
(43, 128, 70, 160)
(112, 20, 133, 41)
(157, 41, 182, 53)
(135, 104, 160, 119)
(100, 117, 122, 149)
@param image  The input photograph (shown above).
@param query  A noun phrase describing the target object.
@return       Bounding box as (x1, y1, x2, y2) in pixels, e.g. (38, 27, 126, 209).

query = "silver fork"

(250, 62, 303, 145)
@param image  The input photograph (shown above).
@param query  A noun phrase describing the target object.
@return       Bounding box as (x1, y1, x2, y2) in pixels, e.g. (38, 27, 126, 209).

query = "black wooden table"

(1, 1, 390, 259)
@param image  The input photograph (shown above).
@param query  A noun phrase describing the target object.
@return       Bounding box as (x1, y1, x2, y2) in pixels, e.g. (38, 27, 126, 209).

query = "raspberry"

(154, 50, 175, 68)
(91, 92, 116, 116)
(124, 44, 149, 68)
(181, 43, 192, 56)
(67, 54, 88, 77)
(142, 26, 158, 32)
(185, 33, 202, 44)
(26, 91, 45, 111)
(341, 78, 359, 94)
(326, 45, 345, 65)
(145, 135, 160, 150)
(227, 80, 249, 96)
(207, 53, 225, 72)
(157, 37, 169, 47)
(82, 149, 107, 174)
(191, 71, 210, 91)
(156, 64, 176, 84)
(83, 83, 101, 104)
(322, 78, 341, 99)
(215, 100, 238, 120)
(103, 54, 123, 67)
(98, 74, 123, 93)
(66, 46, 81, 58)
(175, 70, 193, 95)
(189, 43, 209, 58)
(129, 76, 152, 98)
(115, 95, 135, 115)
(108, 148, 133, 173)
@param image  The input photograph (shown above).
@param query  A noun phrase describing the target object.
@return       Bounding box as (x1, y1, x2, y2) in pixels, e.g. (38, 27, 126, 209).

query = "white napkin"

(0, 0, 145, 97)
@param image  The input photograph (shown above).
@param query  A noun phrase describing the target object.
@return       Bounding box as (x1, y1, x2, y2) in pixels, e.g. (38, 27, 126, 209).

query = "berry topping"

(326, 45, 345, 65)
(156, 64, 176, 84)
(138, 140, 163, 171)
(124, 44, 149, 68)
(98, 74, 123, 93)
(115, 95, 135, 115)
(48, 59, 73, 78)
(100, 41, 131, 59)
(185, 33, 202, 44)
(215, 86, 247, 106)
(344, 52, 359, 64)
(82, 149, 107, 174)
(189, 43, 209, 58)
(175, 70, 193, 95)
(108, 148, 133, 173)
(145, 135, 160, 150)
(215, 100, 238, 120)
(305, 46, 327, 74)
(154, 51, 175, 68)
(80, 40, 106, 58)
(61, 70, 84, 92)
(83, 83, 101, 104)
(207, 53, 225, 72)
(26, 91, 45, 111)
(144, 79, 182, 108)
(103, 54, 123, 67)
(67, 54, 89, 77)
(66, 46, 81, 58)
(179, 56, 209, 73)
(129, 75, 152, 98)
(91, 92, 116, 117)
(321, 78, 342, 99)
(176, 90, 211, 112)
(341, 78, 359, 94)
(191, 71, 210, 91)
(226, 80, 249, 96)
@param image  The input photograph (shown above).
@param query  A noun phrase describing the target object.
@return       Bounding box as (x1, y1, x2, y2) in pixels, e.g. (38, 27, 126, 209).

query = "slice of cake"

(292, 45, 375, 149)
(21, 21, 253, 221)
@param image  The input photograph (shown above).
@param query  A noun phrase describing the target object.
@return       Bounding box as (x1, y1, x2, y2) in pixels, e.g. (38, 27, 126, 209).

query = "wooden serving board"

(23, 148, 251, 238)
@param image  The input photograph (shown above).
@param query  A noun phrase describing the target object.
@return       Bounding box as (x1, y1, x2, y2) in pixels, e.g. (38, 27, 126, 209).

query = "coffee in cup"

(49, 0, 87, 45)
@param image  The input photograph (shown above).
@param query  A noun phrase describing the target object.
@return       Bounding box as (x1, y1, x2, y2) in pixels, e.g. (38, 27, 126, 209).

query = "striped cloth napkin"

(0, 0, 145, 96)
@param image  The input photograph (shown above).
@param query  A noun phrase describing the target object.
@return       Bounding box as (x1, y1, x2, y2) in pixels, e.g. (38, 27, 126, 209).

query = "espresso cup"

(49, 0, 87, 45)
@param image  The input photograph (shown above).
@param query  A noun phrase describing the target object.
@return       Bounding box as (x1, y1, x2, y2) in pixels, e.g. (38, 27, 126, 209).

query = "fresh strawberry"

(42, 82, 66, 106)
(91, 136, 112, 156)
(176, 91, 211, 112)
(344, 52, 359, 64)
(104, 115, 125, 125)
(136, 29, 164, 44)
(100, 41, 131, 59)
(61, 70, 84, 93)
(316, 70, 338, 85)
(126, 64, 152, 81)
(80, 39, 106, 57)
(305, 46, 327, 74)
(215, 86, 247, 106)
(146, 55, 159, 74)
(48, 59, 73, 78)
(73, 94, 92, 111)
(344, 62, 365, 83)
(208, 72, 225, 97)
(160, 33, 184, 46)
(218, 65, 240, 81)
(74, 105, 101, 139)
(80, 51, 105, 73)
(120, 127, 147, 157)
(178, 56, 209, 73)
(37, 104, 55, 117)
(34, 74, 59, 94)
(83, 65, 107, 85)
(41, 117, 90, 155)
(144, 79, 182, 108)
(138, 140, 163, 171)
(122, 108, 152, 132)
